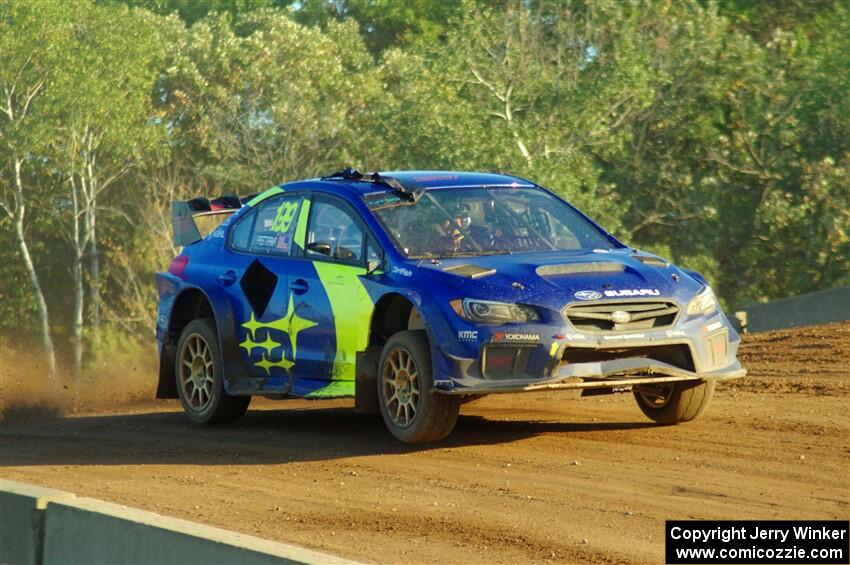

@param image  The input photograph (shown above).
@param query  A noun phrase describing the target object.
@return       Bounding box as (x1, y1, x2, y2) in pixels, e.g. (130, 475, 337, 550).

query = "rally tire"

(377, 330, 460, 443)
(175, 318, 250, 424)
(633, 379, 715, 424)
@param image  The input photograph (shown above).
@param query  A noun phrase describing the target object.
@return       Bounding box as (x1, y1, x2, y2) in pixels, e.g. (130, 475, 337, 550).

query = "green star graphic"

(255, 352, 295, 375)
(258, 333, 280, 355)
(239, 335, 264, 356)
(282, 294, 318, 359)
(242, 293, 318, 376)
(242, 312, 264, 339)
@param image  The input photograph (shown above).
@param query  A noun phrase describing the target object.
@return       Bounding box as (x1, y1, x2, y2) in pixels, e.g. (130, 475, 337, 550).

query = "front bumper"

(432, 311, 746, 395)
(434, 356, 745, 394)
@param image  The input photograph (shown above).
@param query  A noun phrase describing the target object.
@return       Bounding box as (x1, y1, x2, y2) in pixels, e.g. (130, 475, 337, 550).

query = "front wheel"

(633, 379, 715, 424)
(378, 330, 460, 443)
(175, 318, 250, 424)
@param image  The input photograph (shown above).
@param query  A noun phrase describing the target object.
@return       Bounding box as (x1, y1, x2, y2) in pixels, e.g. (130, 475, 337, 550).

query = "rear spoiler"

(172, 194, 256, 246)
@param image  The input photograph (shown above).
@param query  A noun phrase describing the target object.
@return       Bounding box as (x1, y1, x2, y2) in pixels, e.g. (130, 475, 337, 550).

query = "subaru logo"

(574, 290, 602, 301)
(611, 310, 631, 324)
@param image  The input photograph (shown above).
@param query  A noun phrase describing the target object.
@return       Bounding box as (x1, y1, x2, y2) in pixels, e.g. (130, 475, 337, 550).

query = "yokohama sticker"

(494, 332, 541, 343)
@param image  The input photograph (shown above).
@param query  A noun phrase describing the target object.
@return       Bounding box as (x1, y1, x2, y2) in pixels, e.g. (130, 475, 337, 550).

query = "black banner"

(666, 520, 849, 564)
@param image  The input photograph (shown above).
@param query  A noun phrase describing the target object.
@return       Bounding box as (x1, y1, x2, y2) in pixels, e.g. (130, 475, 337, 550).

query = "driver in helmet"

(440, 204, 473, 253)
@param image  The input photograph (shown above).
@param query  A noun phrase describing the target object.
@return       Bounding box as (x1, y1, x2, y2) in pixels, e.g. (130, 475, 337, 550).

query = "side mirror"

(366, 259, 382, 274)
(307, 241, 332, 256)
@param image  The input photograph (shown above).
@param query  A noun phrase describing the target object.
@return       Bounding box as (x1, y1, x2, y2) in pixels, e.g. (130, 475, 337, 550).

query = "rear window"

(228, 195, 302, 256)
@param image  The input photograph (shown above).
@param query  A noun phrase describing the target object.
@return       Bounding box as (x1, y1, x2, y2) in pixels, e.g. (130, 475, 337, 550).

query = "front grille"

(562, 344, 694, 372)
(563, 301, 679, 332)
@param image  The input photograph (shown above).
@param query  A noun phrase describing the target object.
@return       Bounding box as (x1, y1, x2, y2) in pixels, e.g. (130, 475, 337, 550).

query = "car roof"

(280, 170, 536, 198)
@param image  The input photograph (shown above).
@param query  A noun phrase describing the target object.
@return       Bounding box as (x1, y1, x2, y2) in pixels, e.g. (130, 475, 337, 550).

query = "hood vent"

(632, 255, 669, 267)
(536, 262, 625, 277)
(442, 264, 496, 279)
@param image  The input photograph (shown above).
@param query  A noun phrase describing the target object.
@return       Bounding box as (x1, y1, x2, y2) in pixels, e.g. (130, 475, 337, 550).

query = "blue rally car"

(156, 169, 745, 443)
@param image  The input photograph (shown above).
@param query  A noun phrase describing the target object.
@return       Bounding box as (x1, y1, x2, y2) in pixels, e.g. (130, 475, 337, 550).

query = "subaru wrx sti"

(156, 170, 745, 442)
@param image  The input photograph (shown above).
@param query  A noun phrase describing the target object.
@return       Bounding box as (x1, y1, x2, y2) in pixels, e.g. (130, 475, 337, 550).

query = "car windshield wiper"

(442, 249, 514, 258)
(409, 249, 513, 260)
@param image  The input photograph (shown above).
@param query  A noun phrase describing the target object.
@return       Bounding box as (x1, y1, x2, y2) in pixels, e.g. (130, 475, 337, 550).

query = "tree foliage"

(1, 0, 848, 372)
(160, 10, 377, 192)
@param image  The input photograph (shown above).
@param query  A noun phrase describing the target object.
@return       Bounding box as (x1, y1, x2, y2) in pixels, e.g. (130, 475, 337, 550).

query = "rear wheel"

(378, 330, 460, 443)
(633, 379, 715, 424)
(175, 318, 250, 424)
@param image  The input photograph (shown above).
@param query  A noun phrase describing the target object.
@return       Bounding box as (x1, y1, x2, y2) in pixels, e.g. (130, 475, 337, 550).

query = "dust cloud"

(0, 344, 160, 422)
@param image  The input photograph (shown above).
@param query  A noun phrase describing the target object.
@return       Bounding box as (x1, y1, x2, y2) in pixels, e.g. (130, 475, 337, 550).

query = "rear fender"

(157, 283, 253, 398)
(203, 284, 254, 395)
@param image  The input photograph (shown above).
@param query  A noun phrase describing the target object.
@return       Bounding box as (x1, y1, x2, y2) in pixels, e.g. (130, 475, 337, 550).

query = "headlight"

(450, 298, 540, 325)
(686, 286, 717, 317)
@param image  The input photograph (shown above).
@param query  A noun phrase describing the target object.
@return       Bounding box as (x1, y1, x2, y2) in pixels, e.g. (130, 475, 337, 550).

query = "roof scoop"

(322, 168, 425, 202)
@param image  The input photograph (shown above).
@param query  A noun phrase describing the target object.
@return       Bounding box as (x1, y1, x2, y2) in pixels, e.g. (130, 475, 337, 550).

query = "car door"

(222, 192, 308, 390)
(285, 194, 382, 397)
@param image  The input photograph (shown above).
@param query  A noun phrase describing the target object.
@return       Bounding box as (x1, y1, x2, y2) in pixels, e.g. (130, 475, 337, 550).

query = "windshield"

(373, 186, 618, 258)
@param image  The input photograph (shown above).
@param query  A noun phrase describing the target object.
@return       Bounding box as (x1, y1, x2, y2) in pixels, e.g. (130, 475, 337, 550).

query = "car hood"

(414, 248, 702, 311)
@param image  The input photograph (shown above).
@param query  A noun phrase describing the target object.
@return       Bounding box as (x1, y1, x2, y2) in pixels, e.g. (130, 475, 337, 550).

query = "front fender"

(365, 281, 457, 389)
(682, 269, 708, 287)
(404, 290, 461, 389)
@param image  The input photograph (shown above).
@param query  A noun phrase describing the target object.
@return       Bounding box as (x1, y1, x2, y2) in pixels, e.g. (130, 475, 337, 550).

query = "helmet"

(454, 203, 472, 230)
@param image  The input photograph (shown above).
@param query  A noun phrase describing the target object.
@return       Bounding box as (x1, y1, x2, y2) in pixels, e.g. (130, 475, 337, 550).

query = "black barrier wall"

(745, 286, 850, 333)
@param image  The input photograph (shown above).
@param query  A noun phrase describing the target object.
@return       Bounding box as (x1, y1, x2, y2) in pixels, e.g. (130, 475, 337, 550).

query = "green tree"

(740, 5, 850, 298)
(0, 0, 79, 378)
(99, 0, 284, 25)
(370, 1, 669, 225)
(158, 9, 379, 193)
(45, 2, 172, 376)
(294, 0, 470, 56)
(713, 0, 837, 44)
(602, 1, 850, 306)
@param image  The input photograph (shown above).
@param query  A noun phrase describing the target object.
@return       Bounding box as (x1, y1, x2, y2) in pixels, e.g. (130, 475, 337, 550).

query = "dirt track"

(2, 322, 848, 563)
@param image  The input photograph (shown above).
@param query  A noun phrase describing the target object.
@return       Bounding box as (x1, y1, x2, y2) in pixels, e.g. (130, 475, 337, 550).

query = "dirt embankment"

(1, 322, 848, 564)
(734, 320, 849, 394)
